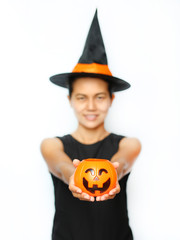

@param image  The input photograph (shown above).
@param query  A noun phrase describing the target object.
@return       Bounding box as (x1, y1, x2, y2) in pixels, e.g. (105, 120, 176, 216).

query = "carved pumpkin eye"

(85, 168, 95, 176)
(98, 168, 108, 176)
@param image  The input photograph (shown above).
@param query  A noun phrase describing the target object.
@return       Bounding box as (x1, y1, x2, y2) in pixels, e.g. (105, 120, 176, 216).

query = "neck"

(71, 124, 110, 144)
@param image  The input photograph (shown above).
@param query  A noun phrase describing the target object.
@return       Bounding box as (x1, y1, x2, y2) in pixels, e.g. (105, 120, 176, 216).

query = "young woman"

(41, 11, 141, 240)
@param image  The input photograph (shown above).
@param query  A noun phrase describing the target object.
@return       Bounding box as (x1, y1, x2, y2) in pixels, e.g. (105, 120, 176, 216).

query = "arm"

(96, 137, 141, 201)
(40, 138, 75, 184)
(111, 137, 142, 180)
(40, 138, 95, 201)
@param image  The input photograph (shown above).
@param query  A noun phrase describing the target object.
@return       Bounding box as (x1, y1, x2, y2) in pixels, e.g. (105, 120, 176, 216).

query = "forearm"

(110, 138, 141, 180)
(40, 138, 76, 185)
(111, 157, 129, 180)
(55, 161, 76, 185)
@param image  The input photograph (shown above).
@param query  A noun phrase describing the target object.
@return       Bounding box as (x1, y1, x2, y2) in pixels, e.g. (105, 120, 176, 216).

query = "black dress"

(51, 133, 133, 240)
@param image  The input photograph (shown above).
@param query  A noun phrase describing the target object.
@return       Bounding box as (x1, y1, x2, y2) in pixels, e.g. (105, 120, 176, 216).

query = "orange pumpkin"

(74, 158, 117, 197)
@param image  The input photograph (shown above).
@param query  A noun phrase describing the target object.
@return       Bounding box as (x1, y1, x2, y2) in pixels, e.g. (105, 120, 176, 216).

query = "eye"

(96, 95, 105, 100)
(85, 168, 95, 176)
(98, 168, 108, 176)
(77, 96, 85, 100)
(76, 95, 86, 101)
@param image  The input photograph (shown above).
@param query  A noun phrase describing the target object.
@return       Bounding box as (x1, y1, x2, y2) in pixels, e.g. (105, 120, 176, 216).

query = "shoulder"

(40, 137, 64, 156)
(110, 133, 141, 153)
(119, 137, 142, 154)
(109, 133, 125, 143)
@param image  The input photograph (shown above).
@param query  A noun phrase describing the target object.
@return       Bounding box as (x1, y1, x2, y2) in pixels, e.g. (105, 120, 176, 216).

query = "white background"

(0, 0, 180, 239)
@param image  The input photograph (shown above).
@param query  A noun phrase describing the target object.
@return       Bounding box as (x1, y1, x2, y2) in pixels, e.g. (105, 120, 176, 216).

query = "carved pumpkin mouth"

(83, 177, 110, 194)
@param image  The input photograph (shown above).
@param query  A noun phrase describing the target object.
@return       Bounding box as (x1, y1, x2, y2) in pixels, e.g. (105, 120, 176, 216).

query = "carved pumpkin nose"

(94, 176, 99, 181)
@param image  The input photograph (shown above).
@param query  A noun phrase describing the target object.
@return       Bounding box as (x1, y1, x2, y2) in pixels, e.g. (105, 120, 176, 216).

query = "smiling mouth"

(83, 177, 110, 194)
(84, 114, 98, 121)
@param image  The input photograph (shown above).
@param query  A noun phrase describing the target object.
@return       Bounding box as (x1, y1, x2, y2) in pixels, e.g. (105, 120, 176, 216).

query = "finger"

(73, 159, 81, 168)
(100, 194, 109, 201)
(81, 192, 92, 200)
(81, 196, 94, 202)
(80, 196, 95, 202)
(109, 185, 120, 195)
(82, 193, 95, 202)
(72, 192, 86, 200)
(69, 183, 82, 194)
(107, 194, 116, 200)
(96, 196, 100, 201)
(111, 161, 119, 169)
(90, 196, 95, 202)
(73, 192, 94, 202)
(96, 194, 109, 201)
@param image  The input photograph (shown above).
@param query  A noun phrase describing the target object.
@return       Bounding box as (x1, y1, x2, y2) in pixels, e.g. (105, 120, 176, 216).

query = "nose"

(87, 99, 96, 110)
(93, 176, 99, 181)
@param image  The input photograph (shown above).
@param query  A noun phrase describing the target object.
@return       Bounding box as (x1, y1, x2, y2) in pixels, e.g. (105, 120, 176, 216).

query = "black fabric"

(50, 72, 131, 92)
(78, 10, 108, 64)
(51, 133, 133, 240)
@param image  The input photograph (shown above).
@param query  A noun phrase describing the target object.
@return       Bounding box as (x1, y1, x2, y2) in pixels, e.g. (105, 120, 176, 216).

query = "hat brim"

(49, 72, 130, 92)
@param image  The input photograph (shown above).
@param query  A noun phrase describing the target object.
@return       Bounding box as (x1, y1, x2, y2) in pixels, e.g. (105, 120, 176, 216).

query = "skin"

(41, 77, 141, 202)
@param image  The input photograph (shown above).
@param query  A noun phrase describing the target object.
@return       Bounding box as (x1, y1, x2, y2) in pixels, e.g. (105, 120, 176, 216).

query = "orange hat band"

(72, 63, 112, 76)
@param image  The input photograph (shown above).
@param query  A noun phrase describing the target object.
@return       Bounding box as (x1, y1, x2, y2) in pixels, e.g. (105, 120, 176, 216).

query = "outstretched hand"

(68, 159, 95, 202)
(96, 162, 120, 201)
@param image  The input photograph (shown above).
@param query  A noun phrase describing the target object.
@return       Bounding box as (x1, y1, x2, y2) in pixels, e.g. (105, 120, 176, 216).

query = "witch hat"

(50, 10, 130, 92)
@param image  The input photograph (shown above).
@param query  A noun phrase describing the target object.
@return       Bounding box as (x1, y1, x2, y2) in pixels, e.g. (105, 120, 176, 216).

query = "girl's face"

(68, 77, 114, 130)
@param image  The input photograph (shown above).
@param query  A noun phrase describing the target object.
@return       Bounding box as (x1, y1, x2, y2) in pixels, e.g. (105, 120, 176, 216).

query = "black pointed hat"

(50, 10, 130, 92)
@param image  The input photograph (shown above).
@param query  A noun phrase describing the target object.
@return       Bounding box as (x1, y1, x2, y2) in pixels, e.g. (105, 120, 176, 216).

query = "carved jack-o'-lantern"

(74, 158, 117, 197)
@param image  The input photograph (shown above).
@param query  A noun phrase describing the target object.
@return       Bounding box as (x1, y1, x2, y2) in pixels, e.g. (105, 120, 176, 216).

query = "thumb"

(73, 159, 81, 168)
(111, 161, 119, 169)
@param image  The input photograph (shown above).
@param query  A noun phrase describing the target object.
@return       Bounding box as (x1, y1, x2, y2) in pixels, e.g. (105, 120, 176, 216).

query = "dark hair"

(68, 77, 113, 98)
